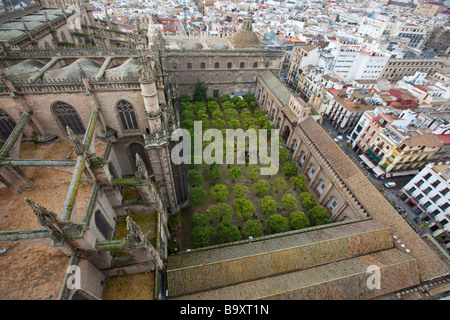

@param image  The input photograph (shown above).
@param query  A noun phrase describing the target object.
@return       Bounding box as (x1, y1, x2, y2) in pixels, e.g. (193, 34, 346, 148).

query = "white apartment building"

(392, 23, 428, 49)
(348, 106, 394, 146)
(357, 17, 393, 39)
(280, 44, 308, 82)
(326, 43, 391, 84)
(357, 17, 428, 49)
(325, 90, 378, 135)
(400, 162, 450, 250)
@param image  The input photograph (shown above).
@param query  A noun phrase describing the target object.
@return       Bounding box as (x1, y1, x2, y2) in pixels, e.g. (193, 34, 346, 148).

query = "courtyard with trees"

(171, 83, 332, 250)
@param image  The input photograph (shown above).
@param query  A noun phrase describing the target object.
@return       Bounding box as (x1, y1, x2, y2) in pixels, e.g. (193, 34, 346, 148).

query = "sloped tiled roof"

(167, 219, 394, 298)
(404, 132, 442, 148)
(298, 117, 450, 281)
(104, 58, 141, 79)
(43, 58, 100, 81)
(2, 59, 44, 79)
(258, 70, 291, 107)
(173, 249, 419, 300)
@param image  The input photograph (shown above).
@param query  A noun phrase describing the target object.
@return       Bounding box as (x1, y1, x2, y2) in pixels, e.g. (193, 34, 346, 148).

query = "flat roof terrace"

(0, 138, 107, 299)
(0, 139, 106, 230)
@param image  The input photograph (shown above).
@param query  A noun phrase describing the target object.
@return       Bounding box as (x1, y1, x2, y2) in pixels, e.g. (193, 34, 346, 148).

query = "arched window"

(108, 162, 118, 179)
(299, 152, 306, 166)
(94, 210, 112, 240)
(117, 100, 139, 132)
(282, 125, 290, 142)
(0, 109, 16, 140)
(327, 196, 338, 213)
(316, 179, 326, 195)
(276, 117, 282, 129)
(52, 101, 85, 135)
(291, 139, 298, 151)
(307, 165, 315, 179)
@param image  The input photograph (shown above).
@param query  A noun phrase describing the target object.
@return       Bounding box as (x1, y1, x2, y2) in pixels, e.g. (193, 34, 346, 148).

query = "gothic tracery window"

(0, 109, 16, 140)
(52, 101, 85, 135)
(117, 100, 139, 132)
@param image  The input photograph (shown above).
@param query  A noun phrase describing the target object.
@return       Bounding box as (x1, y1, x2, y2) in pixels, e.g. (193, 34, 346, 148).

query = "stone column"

(139, 67, 179, 212)
(146, 146, 178, 211)
(140, 80, 163, 134)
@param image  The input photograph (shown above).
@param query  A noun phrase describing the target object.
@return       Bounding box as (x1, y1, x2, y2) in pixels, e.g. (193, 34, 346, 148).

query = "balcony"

(365, 149, 381, 164)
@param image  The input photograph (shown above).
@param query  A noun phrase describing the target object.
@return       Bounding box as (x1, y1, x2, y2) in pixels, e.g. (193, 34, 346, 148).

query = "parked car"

(334, 135, 343, 142)
(384, 182, 396, 188)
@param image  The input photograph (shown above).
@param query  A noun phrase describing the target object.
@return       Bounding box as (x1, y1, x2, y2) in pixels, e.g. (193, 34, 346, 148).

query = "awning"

(372, 166, 385, 176)
(359, 154, 376, 169)
(388, 169, 419, 177)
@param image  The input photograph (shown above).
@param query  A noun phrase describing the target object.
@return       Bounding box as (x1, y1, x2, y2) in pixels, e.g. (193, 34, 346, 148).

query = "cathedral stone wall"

(165, 50, 283, 96)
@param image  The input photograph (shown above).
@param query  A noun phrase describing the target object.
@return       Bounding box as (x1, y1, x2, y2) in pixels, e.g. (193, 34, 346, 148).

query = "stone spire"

(126, 216, 144, 246)
(25, 198, 63, 241)
(66, 126, 85, 155)
(135, 153, 148, 183)
(147, 15, 157, 46)
(138, 50, 155, 83)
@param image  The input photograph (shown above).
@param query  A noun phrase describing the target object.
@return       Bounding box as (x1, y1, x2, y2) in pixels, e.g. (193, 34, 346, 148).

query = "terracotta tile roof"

(282, 105, 298, 124)
(404, 132, 443, 148)
(258, 70, 291, 107)
(173, 249, 420, 300)
(298, 117, 450, 281)
(301, 45, 317, 52)
(167, 219, 394, 298)
(436, 134, 450, 144)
